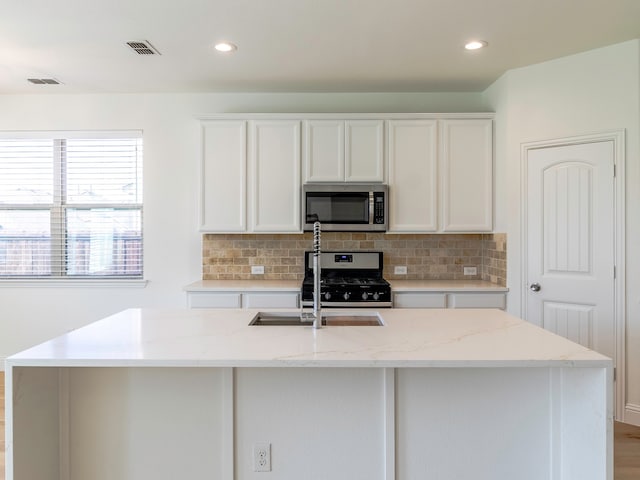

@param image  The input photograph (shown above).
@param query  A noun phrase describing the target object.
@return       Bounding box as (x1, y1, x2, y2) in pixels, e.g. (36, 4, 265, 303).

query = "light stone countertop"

(184, 279, 507, 292)
(6, 307, 607, 368)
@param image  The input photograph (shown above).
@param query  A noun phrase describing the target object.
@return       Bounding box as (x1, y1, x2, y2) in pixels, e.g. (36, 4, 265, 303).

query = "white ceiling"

(1, 0, 638, 94)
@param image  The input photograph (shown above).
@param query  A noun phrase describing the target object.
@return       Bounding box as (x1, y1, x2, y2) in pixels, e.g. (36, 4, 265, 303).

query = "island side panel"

(66, 367, 230, 480)
(396, 367, 553, 480)
(234, 368, 386, 480)
(9, 366, 62, 480)
(555, 367, 612, 480)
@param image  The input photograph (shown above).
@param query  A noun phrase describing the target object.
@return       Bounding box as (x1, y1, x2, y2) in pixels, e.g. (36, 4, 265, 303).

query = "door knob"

(529, 283, 541, 292)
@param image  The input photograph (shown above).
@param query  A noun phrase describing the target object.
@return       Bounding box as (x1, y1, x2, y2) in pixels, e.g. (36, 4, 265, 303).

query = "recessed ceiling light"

(464, 40, 488, 50)
(214, 42, 237, 53)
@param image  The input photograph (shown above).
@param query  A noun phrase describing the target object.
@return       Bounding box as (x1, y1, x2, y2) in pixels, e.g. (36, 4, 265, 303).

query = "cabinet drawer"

(187, 293, 242, 309)
(393, 293, 447, 308)
(243, 293, 299, 309)
(447, 293, 506, 309)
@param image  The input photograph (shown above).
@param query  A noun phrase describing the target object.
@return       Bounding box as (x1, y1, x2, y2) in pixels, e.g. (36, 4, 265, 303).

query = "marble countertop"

(6, 308, 608, 368)
(184, 279, 507, 292)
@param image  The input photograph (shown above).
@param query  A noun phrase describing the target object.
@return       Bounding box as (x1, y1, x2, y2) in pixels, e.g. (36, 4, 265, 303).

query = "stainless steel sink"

(249, 311, 384, 326)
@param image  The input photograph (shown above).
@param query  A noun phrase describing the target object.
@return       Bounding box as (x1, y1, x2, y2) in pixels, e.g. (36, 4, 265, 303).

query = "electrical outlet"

(394, 265, 408, 275)
(253, 442, 271, 472)
(251, 265, 265, 275)
(463, 266, 478, 276)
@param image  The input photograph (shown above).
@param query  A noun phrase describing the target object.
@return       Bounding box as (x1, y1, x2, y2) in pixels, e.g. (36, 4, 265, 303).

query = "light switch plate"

(251, 265, 265, 275)
(463, 266, 478, 276)
(394, 266, 408, 275)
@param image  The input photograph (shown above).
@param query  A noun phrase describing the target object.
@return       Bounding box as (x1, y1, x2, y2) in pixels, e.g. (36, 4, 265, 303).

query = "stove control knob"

(373, 293, 380, 300)
(343, 292, 350, 301)
(361, 292, 369, 300)
(324, 292, 332, 300)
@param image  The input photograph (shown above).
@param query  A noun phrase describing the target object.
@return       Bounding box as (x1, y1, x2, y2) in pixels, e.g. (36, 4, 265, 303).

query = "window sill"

(0, 279, 148, 288)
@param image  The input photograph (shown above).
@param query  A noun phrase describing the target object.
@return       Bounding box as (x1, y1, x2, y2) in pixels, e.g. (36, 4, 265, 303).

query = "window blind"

(0, 133, 143, 278)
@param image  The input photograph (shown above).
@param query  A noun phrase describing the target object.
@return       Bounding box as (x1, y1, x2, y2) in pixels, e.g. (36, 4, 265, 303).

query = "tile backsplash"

(203, 233, 506, 286)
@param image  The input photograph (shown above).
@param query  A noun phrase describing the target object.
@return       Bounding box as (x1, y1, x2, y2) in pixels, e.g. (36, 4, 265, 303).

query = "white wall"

(483, 39, 640, 422)
(3, 43, 639, 425)
(0, 92, 489, 361)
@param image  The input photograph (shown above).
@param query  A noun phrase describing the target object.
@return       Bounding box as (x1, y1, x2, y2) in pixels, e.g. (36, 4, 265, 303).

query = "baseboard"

(624, 403, 640, 427)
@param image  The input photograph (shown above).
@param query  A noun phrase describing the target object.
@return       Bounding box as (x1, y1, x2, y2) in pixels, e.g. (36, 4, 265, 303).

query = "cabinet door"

(249, 120, 302, 232)
(243, 293, 299, 309)
(387, 120, 438, 232)
(200, 121, 246, 232)
(304, 120, 345, 182)
(345, 120, 384, 182)
(187, 292, 242, 308)
(393, 292, 447, 308)
(447, 293, 506, 309)
(440, 119, 493, 232)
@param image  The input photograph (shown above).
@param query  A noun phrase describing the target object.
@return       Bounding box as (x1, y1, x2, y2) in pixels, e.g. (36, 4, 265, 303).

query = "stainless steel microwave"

(302, 184, 388, 232)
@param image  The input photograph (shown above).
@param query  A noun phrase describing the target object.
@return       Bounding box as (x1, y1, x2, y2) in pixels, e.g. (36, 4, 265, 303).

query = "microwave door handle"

(369, 192, 374, 225)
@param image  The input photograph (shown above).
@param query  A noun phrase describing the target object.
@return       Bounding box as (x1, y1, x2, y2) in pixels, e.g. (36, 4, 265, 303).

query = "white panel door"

(200, 121, 246, 232)
(526, 141, 615, 360)
(345, 120, 384, 182)
(249, 120, 301, 232)
(440, 119, 493, 231)
(304, 120, 345, 182)
(387, 119, 438, 232)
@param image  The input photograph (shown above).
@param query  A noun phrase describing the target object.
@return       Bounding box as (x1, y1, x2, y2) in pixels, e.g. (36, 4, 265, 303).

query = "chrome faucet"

(312, 221, 322, 329)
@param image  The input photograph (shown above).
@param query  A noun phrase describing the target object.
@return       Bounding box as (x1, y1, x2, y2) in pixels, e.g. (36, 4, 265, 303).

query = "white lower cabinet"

(243, 293, 299, 309)
(393, 292, 506, 309)
(448, 293, 506, 309)
(187, 292, 243, 309)
(187, 291, 300, 309)
(393, 292, 447, 308)
(188, 291, 503, 309)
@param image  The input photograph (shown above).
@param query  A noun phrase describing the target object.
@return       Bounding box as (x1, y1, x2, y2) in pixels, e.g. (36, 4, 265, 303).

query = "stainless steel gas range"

(301, 251, 392, 308)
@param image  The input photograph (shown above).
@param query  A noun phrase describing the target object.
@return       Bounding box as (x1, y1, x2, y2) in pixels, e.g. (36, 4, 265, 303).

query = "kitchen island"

(5, 308, 612, 480)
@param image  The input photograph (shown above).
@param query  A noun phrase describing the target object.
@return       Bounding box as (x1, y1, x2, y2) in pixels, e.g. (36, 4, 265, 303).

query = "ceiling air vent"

(126, 41, 160, 55)
(27, 78, 62, 85)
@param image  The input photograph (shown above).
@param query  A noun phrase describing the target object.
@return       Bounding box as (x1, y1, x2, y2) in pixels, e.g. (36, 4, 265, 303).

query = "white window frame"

(0, 130, 146, 287)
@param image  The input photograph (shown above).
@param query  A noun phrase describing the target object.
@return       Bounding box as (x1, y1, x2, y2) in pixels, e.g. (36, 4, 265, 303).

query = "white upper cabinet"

(304, 119, 384, 183)
(387, 119, 438, 232)
(200, 120, 246, 232)
(200, 119, 302, 233)
(200, 114, 492, 234)
(387, 117, 493, 233)
(304, 120, 344, 182)
(439, 119, 493, 232)
(249, 120, 302, 232)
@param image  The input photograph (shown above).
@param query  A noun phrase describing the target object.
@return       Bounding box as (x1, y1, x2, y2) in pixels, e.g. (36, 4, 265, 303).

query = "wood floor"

(0, 371, 639, 480)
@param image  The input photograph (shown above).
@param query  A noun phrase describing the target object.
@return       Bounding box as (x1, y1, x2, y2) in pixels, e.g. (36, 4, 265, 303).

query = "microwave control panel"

(373, 192, 385, 224)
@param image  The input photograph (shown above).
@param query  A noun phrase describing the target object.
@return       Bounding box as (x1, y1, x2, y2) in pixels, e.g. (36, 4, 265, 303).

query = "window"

(0, 132, 143, 279)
